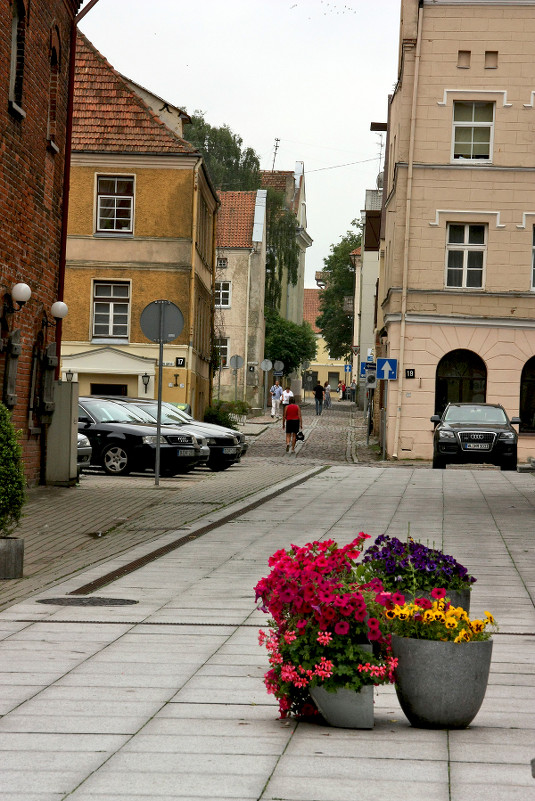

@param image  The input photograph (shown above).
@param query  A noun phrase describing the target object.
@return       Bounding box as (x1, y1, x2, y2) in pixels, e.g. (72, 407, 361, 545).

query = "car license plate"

(177, 449, 192, 456)
(464, 443, 490, 450)
(223, 447, 238, 454)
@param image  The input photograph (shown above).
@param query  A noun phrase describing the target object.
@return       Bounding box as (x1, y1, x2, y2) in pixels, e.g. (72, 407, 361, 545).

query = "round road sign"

(260, 358, 272, 372)
(229, 355, 244, 369)
(273, 360, 284, 371)
(140, 300, 184, 343)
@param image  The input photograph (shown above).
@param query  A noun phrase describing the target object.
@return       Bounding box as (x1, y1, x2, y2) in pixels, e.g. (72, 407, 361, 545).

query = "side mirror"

(430, 415, 441, 427)
(510, 417, 521, 425)
(78, 415, 91, 425)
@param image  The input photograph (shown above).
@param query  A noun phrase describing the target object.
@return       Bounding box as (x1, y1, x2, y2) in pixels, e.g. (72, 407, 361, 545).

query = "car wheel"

(432, 455, 446, 469)
(101, 443, 132, 476)
(500, 456, 517, 471)
(208, 462, 232, 472)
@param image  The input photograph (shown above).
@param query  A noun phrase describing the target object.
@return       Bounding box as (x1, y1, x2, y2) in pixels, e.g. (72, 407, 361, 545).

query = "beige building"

(61, 34, 218, 417)
(378, 0, 535, 462)
(260, 163, 312, 324)
(213, 190, 267, 407)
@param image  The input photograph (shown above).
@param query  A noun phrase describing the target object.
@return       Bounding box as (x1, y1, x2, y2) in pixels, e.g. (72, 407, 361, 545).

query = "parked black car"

(100, 397, 242, 472)
(78, 397, 201, 476)
(156, 401, 248, 459)
(77, 432, 92, 478)
(431, 403, 520, 470)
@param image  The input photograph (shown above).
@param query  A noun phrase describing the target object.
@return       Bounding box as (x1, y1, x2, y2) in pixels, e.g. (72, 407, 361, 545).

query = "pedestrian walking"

(313, 381, 325, 416)
(324, 381, 331, 409)
(281, 385, 294, 410)
(337, 380, 343, 400)
(270, 379, 283, 419)
(350, 379, 357, 403)
(282, 398, 302, 453)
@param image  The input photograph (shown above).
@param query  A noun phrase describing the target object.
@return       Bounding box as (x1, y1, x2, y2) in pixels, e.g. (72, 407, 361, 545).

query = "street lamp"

(65, 369, 74, 382)
(141, 373, 151, 394)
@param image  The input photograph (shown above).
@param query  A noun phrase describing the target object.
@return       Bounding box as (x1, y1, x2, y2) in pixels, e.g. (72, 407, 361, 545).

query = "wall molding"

(437, 89, 512, 107)
(429, 210, 505, 228)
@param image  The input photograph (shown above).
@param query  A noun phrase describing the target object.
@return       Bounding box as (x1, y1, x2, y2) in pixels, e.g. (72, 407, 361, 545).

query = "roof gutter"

(392, 0, 423, 459)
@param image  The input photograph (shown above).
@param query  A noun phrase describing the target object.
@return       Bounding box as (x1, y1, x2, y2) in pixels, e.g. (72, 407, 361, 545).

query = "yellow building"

(302, 289, 347, 399)
(61, 33, 218, 417)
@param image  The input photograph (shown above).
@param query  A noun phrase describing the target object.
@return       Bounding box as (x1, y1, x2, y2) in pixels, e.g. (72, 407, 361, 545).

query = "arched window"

(435, 349, 486, 416)
(9, 0, 26, 117)
(47, 28, 61, 149)
(519, 357, 535, 433)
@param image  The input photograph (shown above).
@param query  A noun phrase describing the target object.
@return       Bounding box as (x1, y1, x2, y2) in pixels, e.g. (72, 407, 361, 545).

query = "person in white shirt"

(281, 386, 294, 409)
(270, 380, 283, 418)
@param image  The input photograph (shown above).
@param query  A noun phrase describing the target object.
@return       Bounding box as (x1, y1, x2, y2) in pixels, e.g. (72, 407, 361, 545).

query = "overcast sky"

(78, 0, 401, 287)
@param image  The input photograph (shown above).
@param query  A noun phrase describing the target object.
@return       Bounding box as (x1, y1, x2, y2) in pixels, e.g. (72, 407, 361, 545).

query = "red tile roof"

(216, 191, 257, 248)
(72, 33, 197, 154)
(303, 288, 322, 333)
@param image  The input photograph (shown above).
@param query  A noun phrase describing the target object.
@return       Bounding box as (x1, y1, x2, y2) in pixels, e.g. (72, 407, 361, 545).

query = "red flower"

(415, 597, 432, 610)
(334, 620, 350, 635)
(391, 592, 405, 606)
(431, 587, 447, 599)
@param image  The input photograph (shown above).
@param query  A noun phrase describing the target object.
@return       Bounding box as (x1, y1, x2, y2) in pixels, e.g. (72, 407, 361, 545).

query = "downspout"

(243, 248, 254, 401)
(392, 1, 423, 459)
(186, 159, 201, 414)
(209, 202, 217, 407)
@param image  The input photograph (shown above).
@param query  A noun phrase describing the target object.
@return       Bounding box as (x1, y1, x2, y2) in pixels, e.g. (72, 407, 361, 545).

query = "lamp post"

(141, 373, 150, 394)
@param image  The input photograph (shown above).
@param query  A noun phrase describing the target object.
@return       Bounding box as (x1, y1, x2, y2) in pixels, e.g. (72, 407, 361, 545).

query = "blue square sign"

(376, 358, 398, 380)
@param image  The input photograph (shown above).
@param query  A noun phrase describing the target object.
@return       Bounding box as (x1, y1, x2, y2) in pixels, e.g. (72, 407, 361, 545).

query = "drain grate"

(36, 597, 138, 606)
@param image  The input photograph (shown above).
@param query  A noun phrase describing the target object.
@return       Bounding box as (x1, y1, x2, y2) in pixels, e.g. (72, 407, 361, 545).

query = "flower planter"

(310, 684, 374, 729)
(405, 588, 471, 614)
(0, 538, 24, 579)
(391, 634, 492, 728)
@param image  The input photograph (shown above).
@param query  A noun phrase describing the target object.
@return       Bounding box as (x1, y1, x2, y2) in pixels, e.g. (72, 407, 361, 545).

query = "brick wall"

(0, 1, 79, 484)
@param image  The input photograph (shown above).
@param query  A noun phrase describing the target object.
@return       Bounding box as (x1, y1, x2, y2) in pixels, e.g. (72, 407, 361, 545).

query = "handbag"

(296, 430, 305, 441)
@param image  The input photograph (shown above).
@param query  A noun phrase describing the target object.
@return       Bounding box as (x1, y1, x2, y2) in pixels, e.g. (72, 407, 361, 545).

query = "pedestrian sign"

(376, 358, 398, 380)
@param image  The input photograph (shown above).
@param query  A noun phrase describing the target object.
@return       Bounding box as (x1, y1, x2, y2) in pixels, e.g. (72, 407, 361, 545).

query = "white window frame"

(95, 175, 135, 234)
(215, 336, 229, 368)
(215, 280, 232, 308)
(216, 256, 228, 270)
(445, 224, 487, 289)
(92, 280, 131, 341)
(451, 101, 495, 163)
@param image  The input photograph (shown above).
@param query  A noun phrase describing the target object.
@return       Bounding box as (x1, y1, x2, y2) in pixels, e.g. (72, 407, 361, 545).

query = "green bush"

(204, 402, 237, 430)
(221, 399, 250, 416)
(0, 403, 26, 537)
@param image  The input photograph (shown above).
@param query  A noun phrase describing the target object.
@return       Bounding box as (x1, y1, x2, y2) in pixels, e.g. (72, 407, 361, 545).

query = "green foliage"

(0, 403, 26, 537)
(316, 219, 362, 360)
(185, 112, 261, 191)
(203, 401, 237, 430)
(264, 307, 317, 377)
(222, 399, 250, 416)
(265, 188, 301, 310)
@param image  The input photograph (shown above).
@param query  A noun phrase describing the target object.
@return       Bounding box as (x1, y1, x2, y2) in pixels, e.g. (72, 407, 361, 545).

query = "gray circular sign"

(229, 354, 244, 369)
(306, 376, 313, 385)
(140, 301, 184, 343)
(260, 358, 272, 371)
(273, 360, 284, 371)
(302, 360, 310, 370)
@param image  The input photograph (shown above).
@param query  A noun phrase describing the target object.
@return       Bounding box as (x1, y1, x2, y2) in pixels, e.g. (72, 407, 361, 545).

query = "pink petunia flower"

(431, 587, 447, 599)
(334, 620, 350, 635)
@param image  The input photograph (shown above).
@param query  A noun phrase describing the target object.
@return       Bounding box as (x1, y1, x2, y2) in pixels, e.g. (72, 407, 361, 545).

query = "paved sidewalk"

(0, 464, 533, 799)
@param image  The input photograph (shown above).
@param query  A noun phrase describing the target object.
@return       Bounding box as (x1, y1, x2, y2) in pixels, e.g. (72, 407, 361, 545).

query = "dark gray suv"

(431, 403, 520, 471)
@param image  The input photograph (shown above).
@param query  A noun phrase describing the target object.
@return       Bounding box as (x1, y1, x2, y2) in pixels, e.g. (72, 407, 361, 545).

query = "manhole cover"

(36, 597, 138, 606)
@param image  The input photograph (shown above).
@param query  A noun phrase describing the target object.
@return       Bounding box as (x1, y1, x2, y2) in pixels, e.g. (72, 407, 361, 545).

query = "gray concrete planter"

(0, 538, 24, 579)
(310, 684, 374, 729)
(391, 634, 492, 728)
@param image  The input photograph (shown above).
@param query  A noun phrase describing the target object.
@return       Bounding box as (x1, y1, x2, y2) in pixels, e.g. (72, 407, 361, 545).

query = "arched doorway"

(519, 356, 535, 433)
(435, 349, 486, 416)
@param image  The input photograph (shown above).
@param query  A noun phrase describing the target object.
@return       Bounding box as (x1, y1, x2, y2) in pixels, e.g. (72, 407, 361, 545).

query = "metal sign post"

(260, 358, 272, 413)
(140, 300, 184, 486)
(229, 355, 244, 401)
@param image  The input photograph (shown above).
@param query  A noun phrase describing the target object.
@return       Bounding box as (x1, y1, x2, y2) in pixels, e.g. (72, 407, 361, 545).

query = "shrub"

(203, 402, 236, 429)
(0, 403, 26, 537)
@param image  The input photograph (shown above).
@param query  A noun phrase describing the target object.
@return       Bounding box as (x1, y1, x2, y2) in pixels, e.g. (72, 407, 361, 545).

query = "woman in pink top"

(282, 400, 302, 453)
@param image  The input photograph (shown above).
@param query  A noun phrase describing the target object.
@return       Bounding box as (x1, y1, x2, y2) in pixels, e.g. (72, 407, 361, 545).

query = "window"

(96, 176, 134, 233)
(217, 257, 228, 270)
(215, 281, 231, 307)
(214, 337, 229, 367)
(485, 51, 498, 69)
(519, 357, 535, 433)
(452, 101, 494, 161)
(532, 227, 535, 290)
(9, 0, 26, 118)
(457, 50, 471, 69)
(92, 282, 130, 339)
(446, 224, 486, 288)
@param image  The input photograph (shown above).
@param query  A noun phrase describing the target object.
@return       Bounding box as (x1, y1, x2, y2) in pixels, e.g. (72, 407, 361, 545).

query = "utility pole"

(271, 138, 280, 171)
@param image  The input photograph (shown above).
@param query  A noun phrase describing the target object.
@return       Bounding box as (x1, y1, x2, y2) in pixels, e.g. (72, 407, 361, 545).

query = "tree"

(185, 112, 261, 191)
(264, 307, 317, 377)
(264, 188, 301, 310)
(316, 220, 362, 360)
